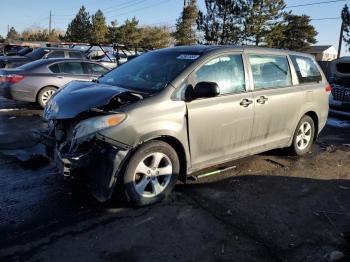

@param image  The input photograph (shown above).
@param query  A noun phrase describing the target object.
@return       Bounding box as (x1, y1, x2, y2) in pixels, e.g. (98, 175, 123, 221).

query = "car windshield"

(98, 50, 201, 93)
(25, 48, 48, 60)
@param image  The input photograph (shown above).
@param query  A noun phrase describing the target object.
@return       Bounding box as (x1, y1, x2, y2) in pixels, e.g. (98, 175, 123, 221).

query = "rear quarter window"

(290, 55, 322, 83)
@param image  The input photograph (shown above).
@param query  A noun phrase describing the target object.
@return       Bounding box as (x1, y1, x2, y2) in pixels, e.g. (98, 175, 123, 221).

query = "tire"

(291, 115, 315, 156)
(122, 140, 180, 206)
(37, 86, 57, 108)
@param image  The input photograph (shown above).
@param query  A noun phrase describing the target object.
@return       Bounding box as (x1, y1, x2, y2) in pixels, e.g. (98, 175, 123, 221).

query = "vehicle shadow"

(1, 172, 350, 262)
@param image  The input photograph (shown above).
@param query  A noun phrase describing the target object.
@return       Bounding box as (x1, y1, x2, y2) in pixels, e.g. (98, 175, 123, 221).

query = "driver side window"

(193, 54, 246, 95)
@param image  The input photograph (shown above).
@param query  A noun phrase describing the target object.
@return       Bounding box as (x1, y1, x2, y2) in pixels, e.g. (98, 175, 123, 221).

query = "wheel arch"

(304, 111, 319, 140)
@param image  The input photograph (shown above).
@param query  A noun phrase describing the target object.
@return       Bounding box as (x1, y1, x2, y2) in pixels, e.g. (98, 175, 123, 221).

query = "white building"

(306, 45, 337, 61)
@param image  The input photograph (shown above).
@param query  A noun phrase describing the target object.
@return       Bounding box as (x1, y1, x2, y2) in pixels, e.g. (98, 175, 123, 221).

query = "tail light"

(0, 74, 25, 83)
(325, 84, 332, 93)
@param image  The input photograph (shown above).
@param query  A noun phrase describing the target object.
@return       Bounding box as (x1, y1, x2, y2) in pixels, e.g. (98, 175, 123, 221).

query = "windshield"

(25, 48, 48, 60)
(98, 50, 201, 93)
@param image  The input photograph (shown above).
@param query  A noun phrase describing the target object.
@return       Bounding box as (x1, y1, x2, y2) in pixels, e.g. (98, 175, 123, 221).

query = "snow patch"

(326, 118, 350, 128)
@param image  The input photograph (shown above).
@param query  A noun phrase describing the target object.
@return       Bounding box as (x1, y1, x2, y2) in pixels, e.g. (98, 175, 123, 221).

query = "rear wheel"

(291, 115, 315, 156)
(37, 86, 57, 108)
(122, 141, 180, 206)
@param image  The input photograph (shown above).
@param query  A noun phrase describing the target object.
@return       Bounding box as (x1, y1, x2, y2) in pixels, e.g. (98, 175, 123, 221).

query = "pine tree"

(142, 26, 172, 49)
(174, 0, 198, 45)
(266, 14, 317, 51)
(342, 4, 350, 51)
(117, 17, 144, 47)
(243, 0, 286, 46)
(66, 6, 91, 42)
(197, 0, 244, 45)
(107, 20, 119, 43)
(91, 10, 108, 43)
(6, 27, 20, 40)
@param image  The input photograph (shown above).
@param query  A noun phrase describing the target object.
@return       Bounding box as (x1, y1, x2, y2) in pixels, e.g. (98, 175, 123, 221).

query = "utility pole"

(337, 21, 344, 59)
(7, 24, 9, 35)
(49, 10, 52, 34)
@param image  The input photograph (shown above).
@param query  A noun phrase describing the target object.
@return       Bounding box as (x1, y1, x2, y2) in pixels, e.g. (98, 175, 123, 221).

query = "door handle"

(56, 76, 64, 79)
(256, 96, 268, 104)
(240, 98, 253, 107)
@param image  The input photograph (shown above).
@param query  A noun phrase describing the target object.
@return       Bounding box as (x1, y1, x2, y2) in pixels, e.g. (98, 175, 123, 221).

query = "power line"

(105, 0, 171, 19)
(286, 0, 347, 9)
(52, 0, 145, 17)
(103, 0, 146, 14)
(311, 17, 341, 20)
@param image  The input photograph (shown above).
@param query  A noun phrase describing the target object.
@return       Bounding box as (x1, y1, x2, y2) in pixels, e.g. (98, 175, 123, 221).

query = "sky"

(0, 0, 349, 55)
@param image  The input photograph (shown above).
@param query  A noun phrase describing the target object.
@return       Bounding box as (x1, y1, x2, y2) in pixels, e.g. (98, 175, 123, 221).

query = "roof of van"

(158, 45, 313, 57)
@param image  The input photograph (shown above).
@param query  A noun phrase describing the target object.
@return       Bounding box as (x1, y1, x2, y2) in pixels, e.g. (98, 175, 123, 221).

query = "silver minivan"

(42, 46, 330, 206)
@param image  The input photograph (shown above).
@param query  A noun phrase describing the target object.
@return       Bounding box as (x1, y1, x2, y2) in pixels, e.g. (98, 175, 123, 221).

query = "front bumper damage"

(42, 132, 131, 202)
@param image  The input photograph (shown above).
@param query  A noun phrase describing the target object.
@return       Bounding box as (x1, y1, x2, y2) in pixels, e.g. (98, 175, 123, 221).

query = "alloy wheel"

(41, 90, 55, 105)
(296, 122, 312, 150)
(133, 152, 173, 198)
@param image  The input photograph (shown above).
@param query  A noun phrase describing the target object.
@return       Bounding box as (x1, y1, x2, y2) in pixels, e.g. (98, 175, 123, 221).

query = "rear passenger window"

(290, 55, 322, 83)
(59, 62, 84, 74)
(49, 64, 60, 73)
(249, 54, 292, 89)
(46, 51, 65, 59)
(194, 54, 245, 95)
(69, 52, 83, 59)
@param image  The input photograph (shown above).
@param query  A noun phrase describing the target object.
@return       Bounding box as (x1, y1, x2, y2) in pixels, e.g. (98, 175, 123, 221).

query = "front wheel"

(291, 115, 315, 156)
(122, 141, 180, 206)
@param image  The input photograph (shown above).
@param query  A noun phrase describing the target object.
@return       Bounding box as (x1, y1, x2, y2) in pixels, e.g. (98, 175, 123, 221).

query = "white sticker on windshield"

(177, 54, 200, 60)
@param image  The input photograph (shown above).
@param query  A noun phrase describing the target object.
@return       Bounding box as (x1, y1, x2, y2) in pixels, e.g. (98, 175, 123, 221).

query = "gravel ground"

(0, 97, 349, 262)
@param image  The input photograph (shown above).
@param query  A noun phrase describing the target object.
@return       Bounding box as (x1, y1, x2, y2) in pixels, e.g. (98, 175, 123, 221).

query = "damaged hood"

(44, 81, 130, 120)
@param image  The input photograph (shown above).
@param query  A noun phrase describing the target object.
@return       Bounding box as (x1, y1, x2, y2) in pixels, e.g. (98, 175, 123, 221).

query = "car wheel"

(291, 115, 315, 156)
(122, 141, 180, 206)
(37, 86, 57, 108)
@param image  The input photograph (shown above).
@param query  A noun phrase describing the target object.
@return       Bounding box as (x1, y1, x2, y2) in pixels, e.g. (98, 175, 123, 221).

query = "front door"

(58, 61, 93, 84)
(186, 53, 254, 169)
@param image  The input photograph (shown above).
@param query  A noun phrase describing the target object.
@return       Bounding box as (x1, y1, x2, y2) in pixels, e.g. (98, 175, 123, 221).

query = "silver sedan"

(0, 58, 109, 108)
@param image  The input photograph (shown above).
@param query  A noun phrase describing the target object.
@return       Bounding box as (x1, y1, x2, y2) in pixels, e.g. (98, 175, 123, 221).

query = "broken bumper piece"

(54, 136, 131, 202)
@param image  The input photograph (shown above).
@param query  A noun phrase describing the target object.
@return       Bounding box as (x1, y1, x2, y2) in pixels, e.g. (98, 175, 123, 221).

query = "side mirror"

(193, 82, 220, 99)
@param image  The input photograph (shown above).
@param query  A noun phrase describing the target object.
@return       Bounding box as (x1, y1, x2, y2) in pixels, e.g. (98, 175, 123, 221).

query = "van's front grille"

(332, 87, 350, 102)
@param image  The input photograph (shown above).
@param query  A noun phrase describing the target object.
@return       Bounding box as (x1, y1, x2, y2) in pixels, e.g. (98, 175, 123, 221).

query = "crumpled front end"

(41, 81, 144, 202)
(52, 134, 130, 202)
